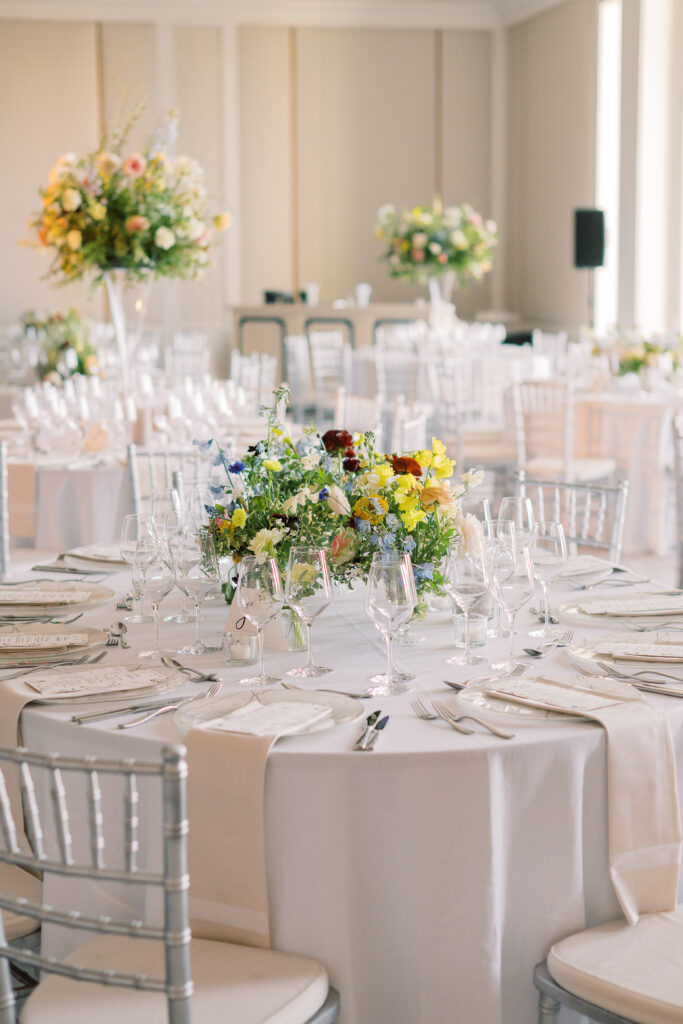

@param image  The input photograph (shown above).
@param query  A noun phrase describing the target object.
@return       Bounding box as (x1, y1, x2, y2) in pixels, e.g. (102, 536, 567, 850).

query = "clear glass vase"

(103, 270, 153, 394)
(427, 271, 457, 326)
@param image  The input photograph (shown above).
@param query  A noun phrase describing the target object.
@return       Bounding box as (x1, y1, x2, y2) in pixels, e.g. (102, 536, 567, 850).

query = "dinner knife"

(353, 709, 382, 751)
(72, 698, 184, 724)
(359, 715, 390, 752)
(31, 564, 108, 575)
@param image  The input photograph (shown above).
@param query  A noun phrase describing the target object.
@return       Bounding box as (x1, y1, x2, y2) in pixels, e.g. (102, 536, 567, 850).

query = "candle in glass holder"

(223, 631, 258, 665)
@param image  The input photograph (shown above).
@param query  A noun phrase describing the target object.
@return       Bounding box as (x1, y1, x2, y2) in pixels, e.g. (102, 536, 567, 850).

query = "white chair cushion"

(0, 863, 41, 941)
(547, 907, 683, 1024)
(22, 934, 330, 1024)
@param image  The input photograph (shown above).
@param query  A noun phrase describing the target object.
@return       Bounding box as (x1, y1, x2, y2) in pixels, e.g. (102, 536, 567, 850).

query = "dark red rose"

(322, 429, 353, 452)
(343, 456, 360, 472)
(390, 454, 422, 476)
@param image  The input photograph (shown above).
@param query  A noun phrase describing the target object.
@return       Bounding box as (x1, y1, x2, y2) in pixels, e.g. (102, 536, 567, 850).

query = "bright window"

(594, 0, 622, 333)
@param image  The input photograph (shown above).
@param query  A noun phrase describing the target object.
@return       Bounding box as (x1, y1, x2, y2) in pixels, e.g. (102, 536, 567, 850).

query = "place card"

(487, 677, 623, 714)
(576, 594, 683, 617)
(201, 699, 332, 737)
(0, 589, 90, 606)
(0, 633, 88, 650)
(590, 639, 683, 661)
(23, 666, 167, 696)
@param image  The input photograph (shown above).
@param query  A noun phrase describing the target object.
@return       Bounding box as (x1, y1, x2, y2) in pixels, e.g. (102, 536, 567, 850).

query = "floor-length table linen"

(9, 564, 683, 1024)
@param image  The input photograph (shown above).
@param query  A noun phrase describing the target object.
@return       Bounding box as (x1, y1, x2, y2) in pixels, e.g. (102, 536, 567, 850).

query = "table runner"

(491, 675, 682, 924)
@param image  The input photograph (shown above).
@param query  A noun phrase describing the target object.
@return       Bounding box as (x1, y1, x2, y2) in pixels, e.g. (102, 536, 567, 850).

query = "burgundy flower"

(322, 429, 353, 452)
(343, 456, 360, 472)
(390, 455, 422, 476)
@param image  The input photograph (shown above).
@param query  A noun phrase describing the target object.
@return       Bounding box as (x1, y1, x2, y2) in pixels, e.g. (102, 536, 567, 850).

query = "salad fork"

(410, 697, 473, 734)
(595, 659, 683, 684)
(432, 700, 515, 739)
(118, 680, 222, 729)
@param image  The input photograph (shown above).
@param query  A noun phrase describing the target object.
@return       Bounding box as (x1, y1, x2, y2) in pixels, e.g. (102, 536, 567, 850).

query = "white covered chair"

(127, 444, 209, 518)
(512, 379, 616, 483)
(375, 320, 427, 351)
(0, 743, 339, 1024)
(534, 907, 683, 1024)
(165, 332, 211, 380)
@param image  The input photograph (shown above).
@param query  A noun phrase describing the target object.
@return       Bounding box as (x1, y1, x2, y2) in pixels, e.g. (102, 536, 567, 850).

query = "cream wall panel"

(175, 25, 226, 337)
(505, 0, 597, 329)
(442, 29, 493, 318)
(239, 26, 292, 305)
(0, 20, 101, 321)
(100, 23, 157, 149)
(297, 27, 435, 305)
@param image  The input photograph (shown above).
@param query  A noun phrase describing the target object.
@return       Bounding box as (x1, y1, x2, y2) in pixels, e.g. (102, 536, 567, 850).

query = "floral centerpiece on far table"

(374, 196, 498, 306)
(20, 307, 98, 383)
(202, 387, 485, 606)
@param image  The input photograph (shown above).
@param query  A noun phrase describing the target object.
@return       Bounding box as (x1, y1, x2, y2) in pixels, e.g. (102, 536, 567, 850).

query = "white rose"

(418, 212, 433, 226)
(326, 484, 350, 516)
(412, 232, 428, 248)
(428, 242, 442, 255)
(61, 188, 81, 212)
(301, 453, 321, 470)
(451, 230, 468, 249)
(248, 527, 285, 563)
(457, 513, 484, 558)
(155, 227, 175, 250)
(377, 204, 395, 222)
(187, 218, 206, 241)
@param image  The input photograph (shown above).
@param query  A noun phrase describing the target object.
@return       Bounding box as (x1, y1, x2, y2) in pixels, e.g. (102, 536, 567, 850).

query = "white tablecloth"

(11, 565, 683, 1024)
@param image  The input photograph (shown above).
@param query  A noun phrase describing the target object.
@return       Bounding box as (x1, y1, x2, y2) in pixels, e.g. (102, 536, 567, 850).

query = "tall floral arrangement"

(374, 196, 497, 287)
(27, 106, 231, 286)
(20, 307, 98, 381)
(203, 388, 484, 602)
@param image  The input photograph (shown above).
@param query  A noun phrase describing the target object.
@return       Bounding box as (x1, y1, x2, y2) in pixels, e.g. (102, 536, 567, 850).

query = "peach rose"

(122, 153, 147, 178)
(125, 215, 150, 233)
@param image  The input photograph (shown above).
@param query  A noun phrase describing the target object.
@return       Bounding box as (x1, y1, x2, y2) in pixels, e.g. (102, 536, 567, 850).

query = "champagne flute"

(364, 552, 415, 696)
(528, 521, 568, 638)
(234, 556, 284, 686)
(138, 553, 175, 663)
(119, 513, 156, 623)
(497, 496, 534, 550)
(285, 547, 333, 677)
(488, 544, 535, 675)
(171, 528, 221, 655)
(443, 549, 488, 665)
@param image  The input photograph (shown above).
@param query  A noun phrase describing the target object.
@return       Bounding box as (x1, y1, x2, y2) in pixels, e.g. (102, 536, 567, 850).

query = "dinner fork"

(442, 663, 526, 691)
(0, 649, 106, 683)
(432, 700, 515, 739)
(595, 659, 683, 684)
(118, 680, 222, 729)
(281, 680, 374, 700)
(410, 697, 473, 734)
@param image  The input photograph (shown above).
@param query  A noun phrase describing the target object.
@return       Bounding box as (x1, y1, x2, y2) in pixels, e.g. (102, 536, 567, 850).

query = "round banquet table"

(12, 563, 683, 1024)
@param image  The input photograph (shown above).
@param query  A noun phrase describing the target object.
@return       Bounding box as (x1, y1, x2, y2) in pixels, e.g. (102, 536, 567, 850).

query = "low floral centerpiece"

(201, 387, 484, 605)
(374, 196, 498, 307)
(20, 307, 98, 382)
(26, 105, 231, 389)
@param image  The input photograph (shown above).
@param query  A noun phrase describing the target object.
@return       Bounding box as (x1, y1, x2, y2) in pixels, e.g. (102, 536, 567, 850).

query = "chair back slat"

(128, 445, 208, 517)
(125, 773, 139, 873)
(20, 762, 45, 862)
(50, 767, 73, 865)
(0, 774, 19, 856)
(87, 769, 105, 870)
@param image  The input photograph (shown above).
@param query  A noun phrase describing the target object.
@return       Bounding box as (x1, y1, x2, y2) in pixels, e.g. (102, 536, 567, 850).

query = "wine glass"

(369, 553, 417, 686)
(171, 528, 221, 655)
(156, 511, 192, 624)
(488, 544, 535, 675)
(234, 556, 284, 686)
(138, 553, 175, 663)
(119, 514, 156, 623)
(285, 547, 333, 677)
(497, 496, 534, 550)
(459, 495, 493, 538)
(443, 549, 488, 666)
(364, 552, 416, 696)
(528, 521, 568, 638)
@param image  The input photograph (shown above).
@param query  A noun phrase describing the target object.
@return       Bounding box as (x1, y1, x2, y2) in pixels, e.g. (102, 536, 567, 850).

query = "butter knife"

(353, 709, 382, 751)
(360, 715, 390, 751)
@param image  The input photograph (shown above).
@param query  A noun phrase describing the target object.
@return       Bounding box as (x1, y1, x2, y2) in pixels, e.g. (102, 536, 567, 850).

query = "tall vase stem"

(104, 271, 129, 394)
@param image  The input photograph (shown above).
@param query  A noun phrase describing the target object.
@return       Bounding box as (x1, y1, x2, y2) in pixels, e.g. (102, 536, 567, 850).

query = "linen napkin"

(7, 462, 36, 540)
(487, 675, 682, 923)
(185, 698, 331, 948)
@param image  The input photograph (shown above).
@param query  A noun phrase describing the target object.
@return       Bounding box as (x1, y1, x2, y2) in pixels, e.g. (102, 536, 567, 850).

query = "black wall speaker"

(574, 209, 605, 268)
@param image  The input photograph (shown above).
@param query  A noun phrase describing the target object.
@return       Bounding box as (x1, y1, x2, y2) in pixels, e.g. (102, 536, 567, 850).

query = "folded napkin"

(576, 595, 683, 617)
(561, 555, 616, 578)
(7, 462, 36, 540)
(0, 589, 90, 606)
(487, 675, 682, 923)
(185, 698, 331, 948)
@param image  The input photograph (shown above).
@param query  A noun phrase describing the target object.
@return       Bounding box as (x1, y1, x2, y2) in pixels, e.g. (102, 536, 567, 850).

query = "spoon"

(161, 655, 218, 682)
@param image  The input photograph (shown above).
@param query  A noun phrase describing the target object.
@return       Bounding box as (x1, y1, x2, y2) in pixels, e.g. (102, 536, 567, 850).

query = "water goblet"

(285, 547, 333, 677)
(527, 521, 568, 638)
(138, 554, 175, 664)
(172, 528, 221, 655)
(443, 549, 488, 666)
(364, 552, 416, 696)
(234, 556, 284, 686)
(156, 512, 192, 624)
(120, 513, 156, 623)
(497, 496, 534, 550)
(488, 544, 535, 675)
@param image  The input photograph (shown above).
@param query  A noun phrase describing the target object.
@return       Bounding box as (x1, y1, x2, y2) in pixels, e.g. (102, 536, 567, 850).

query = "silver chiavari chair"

(0, 444, 8, 579)
(0, 744, 340, 1024)
(127, 445, 208, 518)
(515, 470, 629, 562)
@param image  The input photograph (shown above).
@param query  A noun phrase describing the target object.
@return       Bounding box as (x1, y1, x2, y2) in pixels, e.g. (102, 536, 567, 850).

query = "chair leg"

(539, 990, 561, 1024)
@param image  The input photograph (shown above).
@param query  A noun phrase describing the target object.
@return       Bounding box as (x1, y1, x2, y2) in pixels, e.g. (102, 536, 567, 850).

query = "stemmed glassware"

(364, 552, 416, 696)
(155, 511, 192, 624)
(234, 556, 284, 686)
(497, 496, 534, 550)
(138, 551, 175, 663)
(284, 546, 333, 677)
(443, 549, 488, 666)
(528, 521, 568, 638)
(119, 513, 156, 623)
(170, 528, 221, 655)
(487, 544, 535, 675)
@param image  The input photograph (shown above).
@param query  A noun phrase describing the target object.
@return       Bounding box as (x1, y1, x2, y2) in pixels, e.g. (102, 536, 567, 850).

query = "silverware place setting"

(523, 629, 573, 658)
(353, 710, 389, 751)
(117, 680, 223, 729)
(160, 655, 218, 683)
(0, 649, 107, 682)
(411, 697, 514, 739)
(442, 663, 526, 691)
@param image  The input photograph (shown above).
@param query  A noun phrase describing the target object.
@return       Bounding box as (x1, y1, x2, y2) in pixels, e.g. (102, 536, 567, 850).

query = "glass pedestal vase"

(103, 270, 153, 395)
(427, 271, 457, 328)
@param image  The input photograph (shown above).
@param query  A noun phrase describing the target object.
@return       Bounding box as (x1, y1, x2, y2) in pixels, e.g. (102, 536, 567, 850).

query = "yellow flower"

(395, 473, 418, 493)
(433, 455, 455, 479)
(432, 438, 447, 457)
(66, 229, 82, 251)
(213, 211, 232, 232)
(415, 450, 433, 468)
(374, 463, 394, 486)
(90, 202, 106, 221)
(353, 495, 388, 524)
(401, 507, 427, 531)
(231, 508, 246, 529)
(291, 562, 317, 585)
(263, 459, 282, 472)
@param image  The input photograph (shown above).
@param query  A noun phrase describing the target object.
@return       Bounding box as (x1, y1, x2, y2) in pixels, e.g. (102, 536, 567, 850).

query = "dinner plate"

(0, 623, 107, 665)
(453, 679, 588, 725)
(175, 688, 364, 735)
(20, 665, 185, 705)
(556, 595, 683, 624)
(0, 581, 115, 615)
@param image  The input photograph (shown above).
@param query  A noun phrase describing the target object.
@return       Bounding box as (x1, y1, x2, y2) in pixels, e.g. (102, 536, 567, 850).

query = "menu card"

(576, 594, 683, 616)
(0, 633, 88, 650)
(24, 666, 166, 696)
(201, 699, 332, 737)
(487, 676, 626, 714)
(0, 589, 90, 606)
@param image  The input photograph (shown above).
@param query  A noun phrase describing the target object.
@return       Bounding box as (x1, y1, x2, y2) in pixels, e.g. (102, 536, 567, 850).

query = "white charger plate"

(0, 623, 107, 665)
(175, 687, 364, 735)
(22, 665, 185, 705)
(0, 581, 114, 615)
(453, 679, 588, 726)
